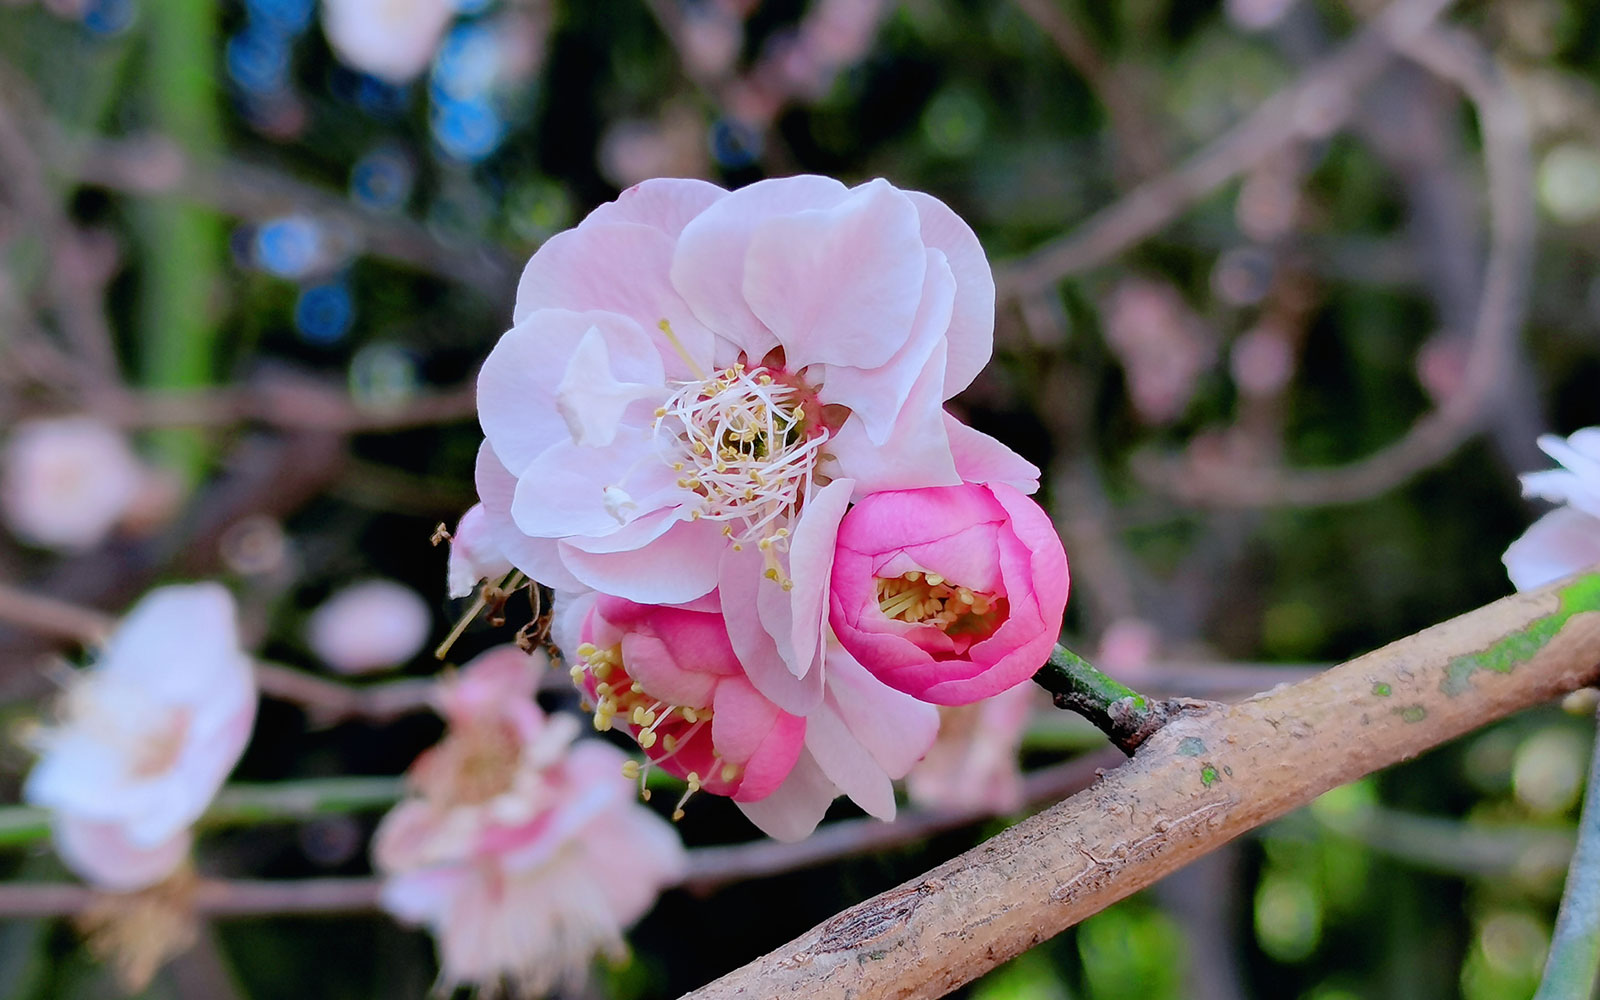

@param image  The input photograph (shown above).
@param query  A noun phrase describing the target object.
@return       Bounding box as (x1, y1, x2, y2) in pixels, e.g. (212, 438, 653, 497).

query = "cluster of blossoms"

(1502, 427, 1600, 591)
(456, 175, 1070, 840)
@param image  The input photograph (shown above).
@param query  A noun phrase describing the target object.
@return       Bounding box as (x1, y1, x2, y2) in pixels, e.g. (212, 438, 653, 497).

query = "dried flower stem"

(678, 570, 1600, 1000)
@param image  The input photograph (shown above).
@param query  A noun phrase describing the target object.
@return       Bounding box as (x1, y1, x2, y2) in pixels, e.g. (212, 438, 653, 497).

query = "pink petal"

(712, 677, 806, 802)
(583, 178, 727, 238)
(835, 484, 1005, 555)
(826, 342, 959, 497)
(905, 190, 995, 397)
(946, 416, 1041, 493)
(558, 518, 723, 604)
(477, 309, 660, 473)
(513, 222, 714, 379)
(734, 749, 837, 842)
(771, 478, 854, 679)
(743, 179, 927, 372)
(1504, 507, 1600, 591)
(802, 702, 897, 821)
(822, 646, 940, 779)
(671, 175, 849, 362)
(510, 436, 688, 540)
(554, 326, 666, 448)
(816, 249, 954, 446)
(474, 442, 584, 591)
(53, 817, 191, 892)
(719, 545, 825, 715)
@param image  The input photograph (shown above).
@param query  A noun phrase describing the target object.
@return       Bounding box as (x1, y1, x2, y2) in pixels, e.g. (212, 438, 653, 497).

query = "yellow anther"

(639, 730, 658, 749)
(720, 762, 740, 782)
(621, 760, 641, 780)
(576, 642, 597, 658)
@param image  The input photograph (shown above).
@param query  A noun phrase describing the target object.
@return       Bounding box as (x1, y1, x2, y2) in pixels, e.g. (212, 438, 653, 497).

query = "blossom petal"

(713, 677, 806, 802)
(558, 518, 723, 604)
(671, 175, 850, 363)
(743, 179, 927, 372)
(555, 326, 667, 448)
(720, 545, 825, 715)
(802, 703, 897, 821)
(822, 646, 940, 779)
(474, 442, 584, 591)
(582, 177, 727, 238)
(478, 309, 661, 473)
(816, 249, 954, 446)
(513, 222, 714, 378)
(905, 190, 995, 397)
(946, 415, 1041, 494)
(53, 818, 191, 892)
(826, 342, 960, 498)
(735, 749, 837, 841)
(1504, 507, 1600, 591)
(510, 435, 689, 540)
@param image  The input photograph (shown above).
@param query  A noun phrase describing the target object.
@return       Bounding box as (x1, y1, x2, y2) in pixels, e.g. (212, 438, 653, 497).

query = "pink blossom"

(446, 504, 513, 598)
(906, 681, 1039, 814)
(374, 646, 684, 993)
(307, 579, 432, 674)
(2, 416, 146, 551)
(321, 0, 456, 84)
(1504, 428, 1600, 591)
(575, 593, 805, 804)
(474, 176, 1036, 710)
(570, 591, 939, 840)
(1103, 277, 1216, 425)
(829, 483, 1069, 705)
(25, 584, 257, 891)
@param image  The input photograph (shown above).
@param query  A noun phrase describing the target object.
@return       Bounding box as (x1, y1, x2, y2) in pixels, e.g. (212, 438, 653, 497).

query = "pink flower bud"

(575, 593, 806, 804)
(828, 483, 1068, 705)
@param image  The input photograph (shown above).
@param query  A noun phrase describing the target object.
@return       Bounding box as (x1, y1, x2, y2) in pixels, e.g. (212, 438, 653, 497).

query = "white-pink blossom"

(374, 646, 684, 993)
(24, 584, 257, 891)
(320, 0, 456, 84)
(905, 681, 1039, 814)
(2, 416, 146, 551)
(474, 175, 1037, 716)
(1504, 428, 1600, 591)
(307, 579, 432, 674)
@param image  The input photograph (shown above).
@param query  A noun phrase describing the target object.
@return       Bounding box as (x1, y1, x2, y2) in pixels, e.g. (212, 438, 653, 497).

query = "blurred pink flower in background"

(829, 483, 1069, 706)
(1, 416, 146, 552)
(24, 584, 258, 891)
(1102, 277, 1217, 425)
(306, 579, 431, 674)
(446, 504, 513, 598)
(374, 645, 684, 994)
(1503, 428, 1600, 590)
(320, 0, 456, 84)
(905, 681, 1039, 814)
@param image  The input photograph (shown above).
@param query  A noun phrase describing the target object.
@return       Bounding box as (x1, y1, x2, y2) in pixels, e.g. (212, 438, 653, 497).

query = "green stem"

(1533, 718, 1600, 1000)
(1032, 643, 1167, 755)
(0, 776, 404, 849)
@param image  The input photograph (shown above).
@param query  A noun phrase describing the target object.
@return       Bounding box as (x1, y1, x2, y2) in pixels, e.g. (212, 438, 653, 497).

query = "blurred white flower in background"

(307, 578, 432, 674)
(1502, 427, 1600, 591)
(906, 681, 1039, 815)
(374, 646, 685, 994)
(1, 416, 146, 552)
(320, 0, 456, 84)
(24, 584, 258, 892)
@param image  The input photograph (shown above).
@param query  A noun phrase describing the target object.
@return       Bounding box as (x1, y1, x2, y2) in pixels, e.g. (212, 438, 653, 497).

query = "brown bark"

(680, 571, 1600, 1000)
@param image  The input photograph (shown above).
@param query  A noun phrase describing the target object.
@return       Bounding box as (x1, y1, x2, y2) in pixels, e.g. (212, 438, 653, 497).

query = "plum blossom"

(571, 591, 937, 839)
(24, 584, 257, 891)
(374, 646, 684, 993)
(320, 0, 456, 85)
(1503, 428, 1600, 591)
(2, 416, 146, 552)
(446, 503, 513, 598)
(906, 681, 1039, 814)
(829, 483, 1069, 705)
(307, 579, 432, 674)
(474, 175, 1038, 715)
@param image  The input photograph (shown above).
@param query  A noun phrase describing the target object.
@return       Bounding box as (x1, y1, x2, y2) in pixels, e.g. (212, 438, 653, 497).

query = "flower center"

(572, 642, 743, 818)
(129, 708, 192, 779)
(654, 363, 827, 562)
(430, 719, 521, 807)
(876, 571, 1008, 638)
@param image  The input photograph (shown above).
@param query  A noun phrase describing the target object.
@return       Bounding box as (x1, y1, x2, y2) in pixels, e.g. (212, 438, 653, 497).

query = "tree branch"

(1031, 644, 1178, 754)
(996, 0, 1456, 298)
(678, 568, 1600, 1000)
